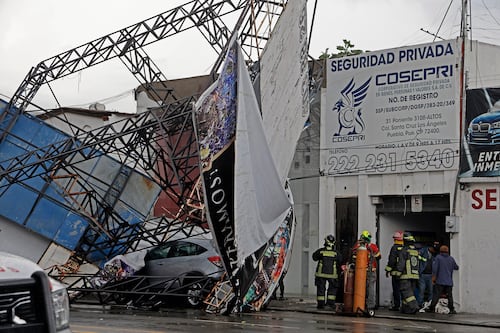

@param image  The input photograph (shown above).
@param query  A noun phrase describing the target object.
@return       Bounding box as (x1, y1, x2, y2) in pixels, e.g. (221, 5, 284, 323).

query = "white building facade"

(285, 38, 500, 315)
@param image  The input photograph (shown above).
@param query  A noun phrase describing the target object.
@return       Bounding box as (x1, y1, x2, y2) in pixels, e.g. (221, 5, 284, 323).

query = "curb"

(267, 300, 500, 329)
(373, 312, 500, 329)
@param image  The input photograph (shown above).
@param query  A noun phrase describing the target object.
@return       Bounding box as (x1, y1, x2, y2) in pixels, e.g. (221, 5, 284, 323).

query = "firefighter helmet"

(403, 232, 415, 243)
(324, 234, 335, 246)
(360, 230, 371, 242)
(392, 231, 403, 241)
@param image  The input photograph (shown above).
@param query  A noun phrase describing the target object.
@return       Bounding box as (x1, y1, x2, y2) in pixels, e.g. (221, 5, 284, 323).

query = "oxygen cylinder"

(353, 245, 368, 313)
(343, 263, 355, 312)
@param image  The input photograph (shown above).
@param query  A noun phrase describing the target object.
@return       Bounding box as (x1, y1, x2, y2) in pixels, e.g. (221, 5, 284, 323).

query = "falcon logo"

(332, 77, 371, 137)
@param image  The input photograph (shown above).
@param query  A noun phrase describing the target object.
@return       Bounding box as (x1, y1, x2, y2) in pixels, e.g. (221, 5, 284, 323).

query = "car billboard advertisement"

(460, 88, 500, 177)
(324, 40, 461, 176)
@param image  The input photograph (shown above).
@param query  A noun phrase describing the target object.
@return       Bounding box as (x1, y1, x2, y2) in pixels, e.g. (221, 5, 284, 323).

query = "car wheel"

(184, 275, 205, 308)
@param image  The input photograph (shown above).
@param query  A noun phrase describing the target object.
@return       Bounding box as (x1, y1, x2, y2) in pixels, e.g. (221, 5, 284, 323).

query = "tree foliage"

(319, 39, 366, 59)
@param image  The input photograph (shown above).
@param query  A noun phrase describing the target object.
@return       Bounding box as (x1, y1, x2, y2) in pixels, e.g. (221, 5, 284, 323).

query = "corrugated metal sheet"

(0, 100, 161, 257)
(0, 183, 38, 224)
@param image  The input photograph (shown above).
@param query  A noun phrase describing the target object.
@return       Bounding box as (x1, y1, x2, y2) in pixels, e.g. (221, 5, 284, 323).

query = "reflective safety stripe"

(315, 249, 338, 278)
(316, 272, 338, 278)
(317, 296, 325, 301)
(401, 249, 419, 279)
(327, 295, 336, 301)
(402, 295, 416, 304)
(386, 266, 401, 276)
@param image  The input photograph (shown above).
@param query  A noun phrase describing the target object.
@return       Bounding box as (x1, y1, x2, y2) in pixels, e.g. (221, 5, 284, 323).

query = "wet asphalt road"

(68, 307, 499, 333)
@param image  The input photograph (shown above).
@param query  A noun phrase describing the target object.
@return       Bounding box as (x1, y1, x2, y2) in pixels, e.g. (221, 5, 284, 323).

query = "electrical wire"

(481, 0, 500, 26)
(434, 0, 455, 42)
(67, 89, 135, 109)
(0, 93, 12, 100)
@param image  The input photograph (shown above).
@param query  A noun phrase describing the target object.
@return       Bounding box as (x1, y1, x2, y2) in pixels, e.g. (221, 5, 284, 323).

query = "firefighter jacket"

(385, 243, 403, 277)
(312, 245, 341, 279)
(396, 244, 420, 280)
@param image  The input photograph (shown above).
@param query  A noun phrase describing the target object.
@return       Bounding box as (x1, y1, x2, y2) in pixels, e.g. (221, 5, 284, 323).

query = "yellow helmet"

(360, 230, 371, 242)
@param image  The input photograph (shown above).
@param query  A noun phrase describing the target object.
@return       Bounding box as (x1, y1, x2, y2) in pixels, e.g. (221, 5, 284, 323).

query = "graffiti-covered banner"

(460, 88, 500, 177)
(324, 40, 461, 176)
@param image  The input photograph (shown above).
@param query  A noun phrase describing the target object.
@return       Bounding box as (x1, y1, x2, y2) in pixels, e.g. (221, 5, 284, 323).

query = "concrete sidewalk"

(266, 295, 500, 329)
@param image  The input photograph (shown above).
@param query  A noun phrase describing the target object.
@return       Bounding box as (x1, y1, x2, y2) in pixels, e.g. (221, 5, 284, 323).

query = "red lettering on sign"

(471, 188, 498, 210)
(471, 189, 483, 209)
(486, 188, 498, 210)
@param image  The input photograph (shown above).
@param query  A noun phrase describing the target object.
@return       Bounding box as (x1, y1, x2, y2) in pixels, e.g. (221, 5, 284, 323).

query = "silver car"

(143, 237, 224, 307)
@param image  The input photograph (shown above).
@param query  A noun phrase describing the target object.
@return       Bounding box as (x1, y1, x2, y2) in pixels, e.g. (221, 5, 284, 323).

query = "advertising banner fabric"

(260, 0, 309, 183)
(194, 39, 292, 301)
(234, 42, 292, 265)
(460, 88, 500, 177)
(195, 41, 239, 283)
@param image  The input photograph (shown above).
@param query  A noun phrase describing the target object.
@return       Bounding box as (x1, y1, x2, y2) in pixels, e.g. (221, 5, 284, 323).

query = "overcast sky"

(0, 0, 499, 113)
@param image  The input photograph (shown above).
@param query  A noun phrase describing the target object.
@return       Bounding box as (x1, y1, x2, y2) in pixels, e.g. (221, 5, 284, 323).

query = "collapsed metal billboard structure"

(1, 0, 291, 264)
(0, 0, 325, 308)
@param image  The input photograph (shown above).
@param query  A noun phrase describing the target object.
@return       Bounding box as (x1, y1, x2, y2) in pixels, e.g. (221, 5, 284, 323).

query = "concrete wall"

(0, 217, 49, 262)
(457, 180, 500, 314)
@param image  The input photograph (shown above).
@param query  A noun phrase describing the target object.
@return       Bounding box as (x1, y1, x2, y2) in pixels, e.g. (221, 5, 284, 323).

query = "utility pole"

(452, 0, 468, 217)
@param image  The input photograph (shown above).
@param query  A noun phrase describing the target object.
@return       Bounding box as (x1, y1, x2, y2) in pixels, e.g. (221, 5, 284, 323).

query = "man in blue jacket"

(426, 245, 459, 314)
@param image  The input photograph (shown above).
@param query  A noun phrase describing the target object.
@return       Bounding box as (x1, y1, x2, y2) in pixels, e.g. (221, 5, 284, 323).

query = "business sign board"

(324, 40, 461, 176)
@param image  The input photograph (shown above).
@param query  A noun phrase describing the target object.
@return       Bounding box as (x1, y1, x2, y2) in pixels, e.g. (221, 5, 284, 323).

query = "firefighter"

(351, 230, 381, 311)
(312, 235, 342, 309)
(384, 231, 404, 311)
(396, 232, 420, 314)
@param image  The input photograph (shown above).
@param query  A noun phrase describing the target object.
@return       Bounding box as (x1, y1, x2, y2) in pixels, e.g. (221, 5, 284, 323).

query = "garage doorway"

(376, 194, 450, 308)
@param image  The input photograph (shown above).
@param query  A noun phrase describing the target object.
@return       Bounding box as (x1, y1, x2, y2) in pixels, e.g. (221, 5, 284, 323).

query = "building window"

(305, 154, 310, 164)
(294, 161, 300, 169)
